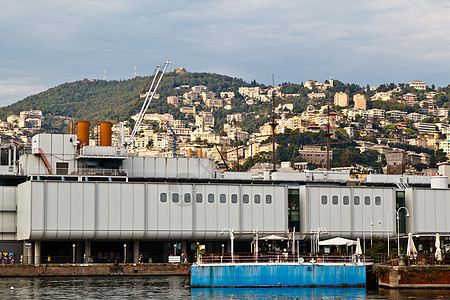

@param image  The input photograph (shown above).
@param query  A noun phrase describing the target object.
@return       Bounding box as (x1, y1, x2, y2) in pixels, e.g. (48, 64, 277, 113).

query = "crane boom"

(125, 60, 170, 148)
(165, 121, 177, 157)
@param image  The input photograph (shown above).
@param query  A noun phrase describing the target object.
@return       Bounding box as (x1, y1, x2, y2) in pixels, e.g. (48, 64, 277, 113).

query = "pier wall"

(0, 263, 190, 277)
(378, 266, 450, 288)
(190, 263, 366, 287)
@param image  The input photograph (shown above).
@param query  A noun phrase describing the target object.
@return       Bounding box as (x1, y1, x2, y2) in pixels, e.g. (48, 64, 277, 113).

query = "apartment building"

(334, 92, 349, 107)
(353, 94, 366, 110)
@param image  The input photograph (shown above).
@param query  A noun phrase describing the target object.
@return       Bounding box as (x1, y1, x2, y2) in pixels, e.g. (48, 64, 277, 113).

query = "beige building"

(298, 146, 332, 166)
(353, 94, 366, 110)
(334, 92, 349, 107)
(409, 80, 426, 90)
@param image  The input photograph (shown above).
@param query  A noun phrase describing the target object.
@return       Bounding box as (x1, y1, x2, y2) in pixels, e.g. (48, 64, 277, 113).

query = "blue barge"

(190, 262, 367, 287)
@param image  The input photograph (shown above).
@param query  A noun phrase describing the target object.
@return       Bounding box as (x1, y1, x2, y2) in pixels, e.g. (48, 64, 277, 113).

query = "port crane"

(124, 61, 170, 149)
(165, 121, 178, 157)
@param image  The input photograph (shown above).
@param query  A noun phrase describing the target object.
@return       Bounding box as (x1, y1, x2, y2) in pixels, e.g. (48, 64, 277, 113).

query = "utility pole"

(270, 74, 277, 173)
(235, 135, 240, 172)
(326, 105, 332, 171)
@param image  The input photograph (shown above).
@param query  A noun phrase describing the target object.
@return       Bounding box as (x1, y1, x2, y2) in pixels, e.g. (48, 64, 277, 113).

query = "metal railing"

(19, 254, 169, 264)
(375, 253, 450, 266)
(197, 253, 372, 265)
(25, 168, 128, 177)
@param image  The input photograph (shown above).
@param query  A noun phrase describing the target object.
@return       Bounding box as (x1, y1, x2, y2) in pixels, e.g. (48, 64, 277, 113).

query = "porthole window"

(266, 195, 272, 204)
(375, 196, 381, 206)
(254, 194, 261, 204)
(321, 195, 327, 205)
(172, 193, 179, 203)
(231, 194, 238, 203)
(343, 196, 349, 205)
(354, 196, 360, 205)
(332, 195, 338, 205)
(196, 194, 203, 203)
(220, 194, 226, 203)
(365, 196, 370, 205)
(160, 193, 167, 203)
(243, 194, 249, 204)
(208, 194, 215, 203)
(184, 193, 191, 203)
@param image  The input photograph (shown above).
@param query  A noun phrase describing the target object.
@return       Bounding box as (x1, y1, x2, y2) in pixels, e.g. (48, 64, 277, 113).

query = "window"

(375, 196, 381, 205)
(321, 195, 327, 205)
(208, 194, 214, 203)
(56, 162, 69, 175)
(172, 193, 179, 203)
(160, 193, 167, 202)
(266, 195, 272, 204)
(196, 194, 203, 203)
(332, 196, 338, 205)
(243, 194, 249, 204)
(231, 194, 238, 203)
(220, 194, 226, 203)
(254, 194, 261, 204)
(365, 196, 370, 205)
(343, 196, 349, 205)
(184, 193, 191, 203)
(354, 196, 360, 205)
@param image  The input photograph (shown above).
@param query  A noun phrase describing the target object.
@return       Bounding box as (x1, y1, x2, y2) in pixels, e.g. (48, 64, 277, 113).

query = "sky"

(1, 0, 450, 107)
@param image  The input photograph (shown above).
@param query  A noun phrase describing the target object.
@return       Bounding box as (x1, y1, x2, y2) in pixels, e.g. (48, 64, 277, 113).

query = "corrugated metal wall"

(17, 181, 287, 240)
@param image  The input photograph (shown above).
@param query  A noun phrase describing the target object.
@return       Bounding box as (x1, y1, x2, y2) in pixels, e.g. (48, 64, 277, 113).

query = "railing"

(20, 254, 167, 264)
(197, 253, 372, 265)
(375, 252, 450, 266)
(25, 168, 128, 177)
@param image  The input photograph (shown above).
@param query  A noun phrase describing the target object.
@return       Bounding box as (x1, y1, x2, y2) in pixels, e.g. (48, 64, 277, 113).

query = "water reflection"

(0, 277, 449, 299)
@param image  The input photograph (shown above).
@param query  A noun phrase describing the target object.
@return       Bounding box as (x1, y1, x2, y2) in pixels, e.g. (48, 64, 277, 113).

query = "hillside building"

(353, 94, 366, 110)
(334, 93, 349, 107)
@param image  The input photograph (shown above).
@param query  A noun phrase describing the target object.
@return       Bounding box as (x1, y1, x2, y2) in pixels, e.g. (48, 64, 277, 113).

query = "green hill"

(0, 72, 255, 123)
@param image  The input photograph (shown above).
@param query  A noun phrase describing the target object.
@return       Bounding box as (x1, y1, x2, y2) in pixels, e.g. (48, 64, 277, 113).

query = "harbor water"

(0, 276, 449, 299)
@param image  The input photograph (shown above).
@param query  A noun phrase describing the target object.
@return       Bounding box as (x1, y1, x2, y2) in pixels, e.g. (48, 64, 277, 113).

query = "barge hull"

(190, 263, 366, 287)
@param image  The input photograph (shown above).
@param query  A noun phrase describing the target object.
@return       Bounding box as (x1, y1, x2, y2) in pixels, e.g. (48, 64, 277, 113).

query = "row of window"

(321, 195, 382, 206)
(160, 193, 272, 204)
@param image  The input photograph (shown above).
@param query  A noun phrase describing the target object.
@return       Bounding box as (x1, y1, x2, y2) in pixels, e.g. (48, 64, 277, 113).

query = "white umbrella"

(406, 233, 418, 260)
(318, 237, 357, 246)
(435, 233, 442, 262)
(260, 234, 285, 241)
(355, 238, 363, 256)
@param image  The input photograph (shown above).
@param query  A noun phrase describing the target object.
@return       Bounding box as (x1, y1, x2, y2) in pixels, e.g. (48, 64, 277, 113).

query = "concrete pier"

(378, 265, 450, 288)
(0, 263, 190, 277)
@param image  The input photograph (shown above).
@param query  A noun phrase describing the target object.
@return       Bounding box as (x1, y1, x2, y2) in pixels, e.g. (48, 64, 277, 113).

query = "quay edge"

(0, 263, 190, 277)
(377, 265, 450, 289)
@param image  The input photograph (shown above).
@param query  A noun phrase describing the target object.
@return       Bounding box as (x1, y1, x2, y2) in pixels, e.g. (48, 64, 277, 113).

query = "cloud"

(1, 0, 450, 106)
(0, 77, 47, 107)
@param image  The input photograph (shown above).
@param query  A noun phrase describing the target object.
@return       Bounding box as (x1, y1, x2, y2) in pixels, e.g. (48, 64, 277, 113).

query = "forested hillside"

(0, 72, 256, 122)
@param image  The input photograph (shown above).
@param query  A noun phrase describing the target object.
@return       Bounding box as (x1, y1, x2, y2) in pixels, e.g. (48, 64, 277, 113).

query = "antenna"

(270, 74, 277, 173)
(134, 64, 137, 78)
(103, 68, 106, 81)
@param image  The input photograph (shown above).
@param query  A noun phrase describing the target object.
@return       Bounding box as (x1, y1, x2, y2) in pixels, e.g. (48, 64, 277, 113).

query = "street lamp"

(72, 244, 76, 263)
(396, 207, 410, 257)
(220, 227, 234, 263)
(363, 215, 381, 256)
(123, 243, 127, 263)
(254, 228, 259, 257)
(311, 227, 327, 255)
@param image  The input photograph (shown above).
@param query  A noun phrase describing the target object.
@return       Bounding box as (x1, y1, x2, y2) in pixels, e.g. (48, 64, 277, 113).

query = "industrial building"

(0, 118, 449, 264)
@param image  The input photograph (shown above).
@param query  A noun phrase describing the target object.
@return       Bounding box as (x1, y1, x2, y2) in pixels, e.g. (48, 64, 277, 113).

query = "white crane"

(124, 60, 170, 149)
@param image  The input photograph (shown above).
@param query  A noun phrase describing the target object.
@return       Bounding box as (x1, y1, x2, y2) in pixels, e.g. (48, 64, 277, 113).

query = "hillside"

(0, 72, 256, 124)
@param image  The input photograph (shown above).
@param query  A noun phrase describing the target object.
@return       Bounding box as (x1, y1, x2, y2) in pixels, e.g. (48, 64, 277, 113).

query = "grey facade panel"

(17, 181, 287, 241)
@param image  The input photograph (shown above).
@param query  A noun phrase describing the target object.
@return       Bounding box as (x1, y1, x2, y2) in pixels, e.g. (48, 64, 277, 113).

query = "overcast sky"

(1, 0, 450, 107)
